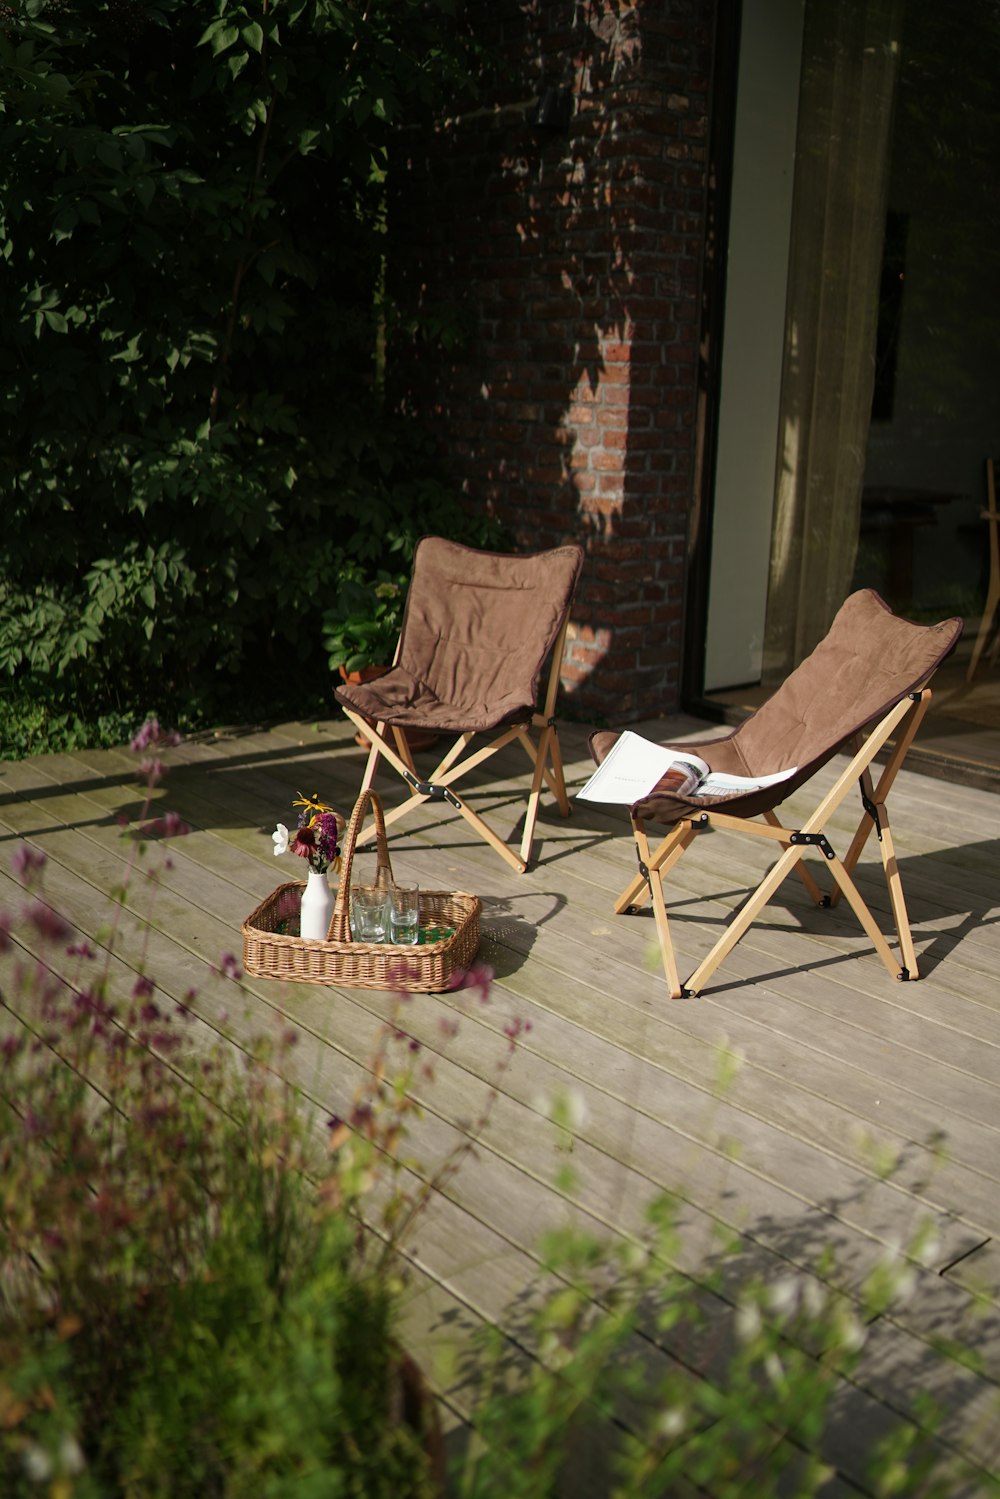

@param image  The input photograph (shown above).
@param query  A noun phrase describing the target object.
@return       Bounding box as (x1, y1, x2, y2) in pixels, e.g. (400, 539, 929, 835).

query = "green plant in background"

(323, 568, 407, 673)
(0, 0, 492, 738)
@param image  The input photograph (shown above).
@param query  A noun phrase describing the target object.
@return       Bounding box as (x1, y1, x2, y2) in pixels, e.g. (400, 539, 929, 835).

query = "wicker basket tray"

(241, 788, 480, 991)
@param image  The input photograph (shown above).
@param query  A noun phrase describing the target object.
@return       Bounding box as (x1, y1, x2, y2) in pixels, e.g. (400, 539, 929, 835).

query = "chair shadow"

(617, 835, 1000, 996)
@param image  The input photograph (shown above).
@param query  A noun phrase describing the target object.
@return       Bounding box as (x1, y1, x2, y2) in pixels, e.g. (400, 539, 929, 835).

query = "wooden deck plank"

(3, 713, 999, 1490)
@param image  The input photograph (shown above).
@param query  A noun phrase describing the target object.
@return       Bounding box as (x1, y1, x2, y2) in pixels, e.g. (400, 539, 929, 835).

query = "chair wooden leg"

(455, 796, 528, 874)
(546, 728, 572, 817)
(966, 580, 1000, 681)
(515, 723, 571, 811)
(632, 822, 684, 997)
(612, 822, 696, 915)
(824, 853, 908, 982)
(684, 842, 806, 996)
(518, 725, 561, 869)
(873, 808, 919, 979)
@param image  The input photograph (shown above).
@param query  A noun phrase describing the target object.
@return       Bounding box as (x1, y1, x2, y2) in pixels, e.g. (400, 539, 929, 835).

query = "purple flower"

(67, 941, 96, 959)
(130, 718, 182, 753)
(137, 811, 190, 840)
(11, 844, 46, 886)
(132, 975, 154, 1001)
(215, 953, 241, 981)
(448, 963, 494, 1003)
(1, 1033, 24, 1063)
(27, 902, 71, 944)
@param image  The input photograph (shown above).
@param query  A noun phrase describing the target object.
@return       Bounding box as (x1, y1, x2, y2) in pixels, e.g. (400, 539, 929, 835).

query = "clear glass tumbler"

(389, 881, 420, 945)
(351, 883, 390, 943)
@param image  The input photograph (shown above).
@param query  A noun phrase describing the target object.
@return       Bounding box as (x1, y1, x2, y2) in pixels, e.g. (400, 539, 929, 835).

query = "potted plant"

(323, 569, 407, 682)
(324, 569, 437, 752)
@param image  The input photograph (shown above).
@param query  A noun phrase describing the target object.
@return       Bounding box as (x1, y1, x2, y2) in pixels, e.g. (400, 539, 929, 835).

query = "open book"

(576, 730, 798, 806)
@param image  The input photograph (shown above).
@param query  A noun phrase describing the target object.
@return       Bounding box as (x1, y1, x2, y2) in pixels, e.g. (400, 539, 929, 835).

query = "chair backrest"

(735, 589, 962, 780)
(397, 538, 584, 721)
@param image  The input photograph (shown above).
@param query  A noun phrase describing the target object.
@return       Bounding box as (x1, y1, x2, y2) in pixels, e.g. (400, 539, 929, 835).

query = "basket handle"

(329, 788, 394, 941)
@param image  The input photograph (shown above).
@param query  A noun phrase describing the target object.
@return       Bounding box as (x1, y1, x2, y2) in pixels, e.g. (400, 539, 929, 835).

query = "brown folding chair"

(335, 537, 584, 873)
(592, 590, 962, 997)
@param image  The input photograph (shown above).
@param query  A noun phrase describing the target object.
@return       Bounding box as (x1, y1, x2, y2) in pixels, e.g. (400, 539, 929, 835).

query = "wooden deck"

(3, 711, 1000, 1494)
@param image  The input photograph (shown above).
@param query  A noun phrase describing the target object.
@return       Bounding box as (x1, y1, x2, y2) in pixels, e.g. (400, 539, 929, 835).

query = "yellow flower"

(292, 790, 335, 819)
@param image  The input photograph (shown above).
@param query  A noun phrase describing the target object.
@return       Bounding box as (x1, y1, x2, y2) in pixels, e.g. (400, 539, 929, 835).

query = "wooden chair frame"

(614, 689, 933, 997)
(966, 457, 1000, 682)
(339, 612, 574, 875)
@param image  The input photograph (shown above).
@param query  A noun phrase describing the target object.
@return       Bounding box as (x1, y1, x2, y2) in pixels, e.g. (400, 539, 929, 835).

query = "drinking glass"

(389, 881, 420, 946)
(351, 883, 390, 943)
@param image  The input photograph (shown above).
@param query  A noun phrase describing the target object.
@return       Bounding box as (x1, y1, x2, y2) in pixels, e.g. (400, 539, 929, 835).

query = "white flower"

(59, 1434, 85, 1476)
(656, 1407, 686, 1439)
(21, 1443, 53, 1482)
(734, 1298, 763, 1343)
(766, 1275, 799, 1316)
(272, 822, 289, 856)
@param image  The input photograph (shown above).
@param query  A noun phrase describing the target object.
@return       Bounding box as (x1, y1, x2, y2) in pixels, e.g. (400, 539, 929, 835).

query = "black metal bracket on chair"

(790, 830, 837, 906)
(789, 831, 836, 860)
(626, 851, 652, 914)
(401, 770, 461, 809)
(860, 787, 883, 841)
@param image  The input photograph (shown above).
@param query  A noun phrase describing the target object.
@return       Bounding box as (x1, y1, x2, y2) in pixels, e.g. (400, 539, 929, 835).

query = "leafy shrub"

(0, 0, 490, 727)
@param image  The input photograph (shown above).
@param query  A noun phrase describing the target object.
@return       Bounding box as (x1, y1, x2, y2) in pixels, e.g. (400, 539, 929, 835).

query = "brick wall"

(387, 0, 716, 723)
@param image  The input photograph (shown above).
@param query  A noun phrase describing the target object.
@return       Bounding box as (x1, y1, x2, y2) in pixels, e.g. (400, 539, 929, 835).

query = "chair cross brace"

(400, 769, 461, 808)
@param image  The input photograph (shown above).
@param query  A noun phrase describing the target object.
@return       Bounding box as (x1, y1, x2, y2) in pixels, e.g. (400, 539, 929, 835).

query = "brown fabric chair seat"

(336, 667, 535, 735)
(596, 589, 963, 998)
(591, 590, 962, 826)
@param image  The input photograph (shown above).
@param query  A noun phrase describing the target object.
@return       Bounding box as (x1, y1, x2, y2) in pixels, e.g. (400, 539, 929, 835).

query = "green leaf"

(95, 138, 123, 172)
(242, 21, 264, 53)
(52, 206, 78, 242)
(43, 309, 68, 334)
(212, 25, 240, 56)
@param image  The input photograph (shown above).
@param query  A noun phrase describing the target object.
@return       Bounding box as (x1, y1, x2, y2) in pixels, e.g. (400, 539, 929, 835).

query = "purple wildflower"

(11, 844, 46, 886)
(27, 902, 71, 944)
(138, 811, 190, 840)
(448, 963, 494, 1003)
(1, 1033, 23, 1063)
(130, 718, 182, 754)
(215, 953, 241, 981)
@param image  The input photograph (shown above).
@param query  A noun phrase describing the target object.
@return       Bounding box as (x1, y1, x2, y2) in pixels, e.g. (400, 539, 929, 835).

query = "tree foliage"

(0, 0, 487, 724)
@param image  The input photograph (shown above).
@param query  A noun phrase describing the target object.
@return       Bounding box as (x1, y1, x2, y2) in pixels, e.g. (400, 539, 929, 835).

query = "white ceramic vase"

(299, 867, 332, 941)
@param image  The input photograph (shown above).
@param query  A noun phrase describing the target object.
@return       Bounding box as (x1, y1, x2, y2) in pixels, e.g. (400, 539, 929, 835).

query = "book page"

(690, 766, 798, 797)
(576, 732, 710, 805)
